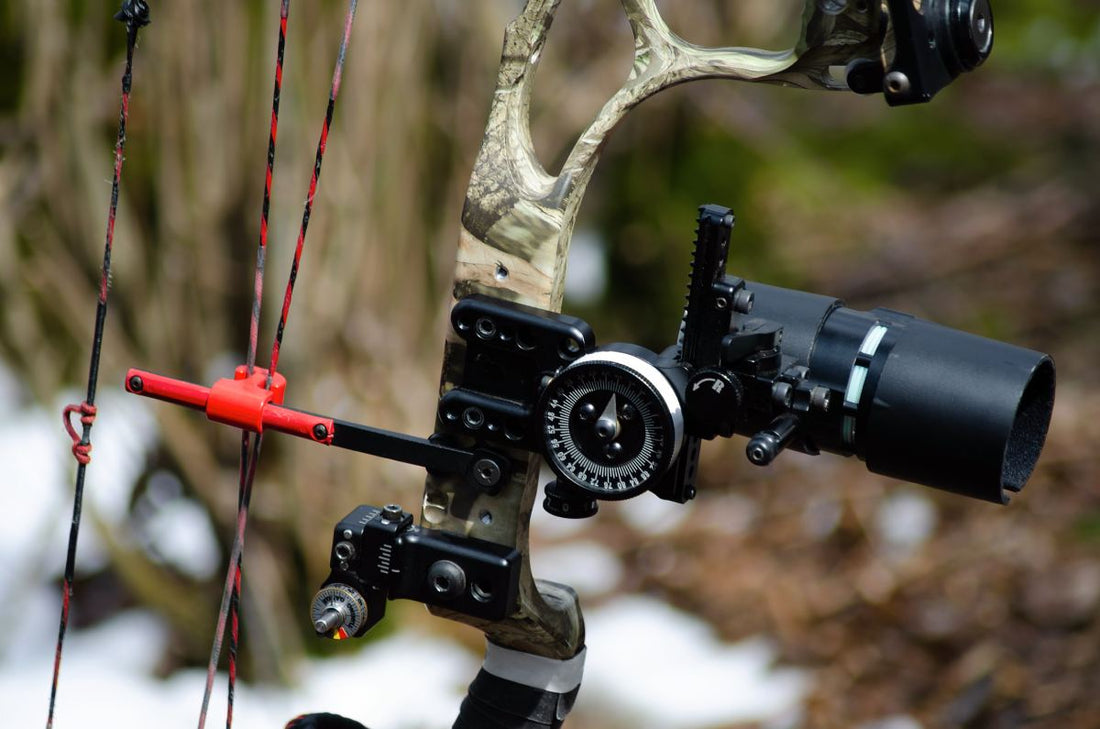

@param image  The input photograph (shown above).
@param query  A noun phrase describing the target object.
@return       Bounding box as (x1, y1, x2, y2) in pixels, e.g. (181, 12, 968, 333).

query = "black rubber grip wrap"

(452, 642, 585, 729)
(452, 669, 580, 729)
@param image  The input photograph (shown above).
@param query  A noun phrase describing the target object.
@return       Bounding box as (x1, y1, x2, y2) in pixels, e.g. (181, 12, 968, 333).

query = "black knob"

(747, 432, 783, 466)
(685, 368, 743, 439)
(846, 58, 885, 95)
(951, 0, 993, 71)
(542, 481, 598, 519)
(746, 414, 801, 467)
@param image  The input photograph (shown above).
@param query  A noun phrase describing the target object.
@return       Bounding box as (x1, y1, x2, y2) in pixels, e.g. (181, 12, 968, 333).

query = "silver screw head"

(733, 289, 755, 314)
(884, 71, 911, 95)
(314, 607, 345, 635)
(810, 386, 833, 412)
(772, 382, 793, 408)
(427, 560, 467, 598)
(334, 540, 356, 561)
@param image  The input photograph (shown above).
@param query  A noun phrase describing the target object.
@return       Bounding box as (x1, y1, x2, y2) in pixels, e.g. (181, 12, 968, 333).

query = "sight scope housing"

(735, 283, 1055, 504)
(434, 205, 1055, 514)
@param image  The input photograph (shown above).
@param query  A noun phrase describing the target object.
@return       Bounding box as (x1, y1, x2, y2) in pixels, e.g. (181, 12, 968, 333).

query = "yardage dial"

(539, 350, 684, 499)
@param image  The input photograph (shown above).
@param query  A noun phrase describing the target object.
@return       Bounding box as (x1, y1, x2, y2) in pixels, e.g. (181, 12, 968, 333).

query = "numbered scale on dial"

(311, 583, 369, 639)
(539, 350, 684, 499)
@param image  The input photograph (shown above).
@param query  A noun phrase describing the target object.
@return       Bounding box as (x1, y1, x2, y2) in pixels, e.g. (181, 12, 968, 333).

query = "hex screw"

(733, 289, 755, 314)
(884, 71, 910, 95)
(128, 375, 144, 392)
(475, 317, 497, 340)
(473, 458, 503, 489)
(313, 423, 329, 440)
(772, 382, 793, 408)
(810, 386, 832, 412)
(463, 407, 485, 430)
(334, 540, 356, 562)
(427, 560, 467, 599)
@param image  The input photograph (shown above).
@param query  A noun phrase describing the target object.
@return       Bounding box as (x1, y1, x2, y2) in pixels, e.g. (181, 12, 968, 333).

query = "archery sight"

(125, 203, 1054, 641)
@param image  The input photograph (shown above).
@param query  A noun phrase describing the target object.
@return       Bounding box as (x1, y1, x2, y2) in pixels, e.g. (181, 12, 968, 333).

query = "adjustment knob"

(542, 481, 598, 519)
(310, 583, 369, 639)
(685, 368, 743, 439)
(539, 350, 684, 499)
(746, 414, 801, 467)
(951, 0, 994, 70)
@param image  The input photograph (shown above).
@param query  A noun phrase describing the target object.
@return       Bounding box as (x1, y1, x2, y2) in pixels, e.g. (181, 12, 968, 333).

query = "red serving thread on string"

(47, 579, 72, 722)
(62, 403, 97, 464)
(225, 566, 241, 728)
(248, 0, 290, 373)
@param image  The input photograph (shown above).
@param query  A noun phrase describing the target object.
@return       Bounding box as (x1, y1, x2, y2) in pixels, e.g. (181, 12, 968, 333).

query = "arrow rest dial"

(311, 583, 369, 639)
(539, 350, 684, 499)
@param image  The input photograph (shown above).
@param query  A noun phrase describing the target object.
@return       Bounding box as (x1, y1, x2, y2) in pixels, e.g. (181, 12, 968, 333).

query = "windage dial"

(540, 351, 684, 499)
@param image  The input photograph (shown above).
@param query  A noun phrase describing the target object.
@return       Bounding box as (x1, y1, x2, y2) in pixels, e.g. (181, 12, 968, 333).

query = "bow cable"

(225, 0, 293, 719)
(196, 2, 360, 727)
(201, 2, 292, 726)
(47, 3, 151, 728)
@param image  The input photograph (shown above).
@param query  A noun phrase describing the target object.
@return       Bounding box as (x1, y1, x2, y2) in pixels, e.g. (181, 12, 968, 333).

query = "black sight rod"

(739, 282, 1055, 504)
(332, 419, 472, 475)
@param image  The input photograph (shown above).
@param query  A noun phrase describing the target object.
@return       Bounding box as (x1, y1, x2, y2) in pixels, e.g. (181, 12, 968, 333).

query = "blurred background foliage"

(1, 0, 1098, 726)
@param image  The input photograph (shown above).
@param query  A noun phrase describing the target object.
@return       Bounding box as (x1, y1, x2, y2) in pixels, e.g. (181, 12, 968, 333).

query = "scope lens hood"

(742, 282, 1055, 503)
(857, 315, 1053, 503)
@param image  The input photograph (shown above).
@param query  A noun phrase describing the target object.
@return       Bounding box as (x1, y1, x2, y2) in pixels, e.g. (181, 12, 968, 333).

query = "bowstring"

(197, 2, 359, 727)
(196, 1, 288, 727)
(46, 4, 149, 727)
(266, 0, 359, 382)
(228, 1, 291, 725)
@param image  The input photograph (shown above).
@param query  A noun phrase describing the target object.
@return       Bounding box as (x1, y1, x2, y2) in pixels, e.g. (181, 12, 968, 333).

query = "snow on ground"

(0, 366, 813, 728)
(0, 596, 811, 729)
(530, 540, 624, 598)
(873, 489, 938, 560)
(1, 602, 477, 729)
(580, 596, 809, 729)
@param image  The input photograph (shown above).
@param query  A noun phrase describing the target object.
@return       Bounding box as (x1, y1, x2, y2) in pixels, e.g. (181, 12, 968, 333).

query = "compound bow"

(58, 1, 1055, 728)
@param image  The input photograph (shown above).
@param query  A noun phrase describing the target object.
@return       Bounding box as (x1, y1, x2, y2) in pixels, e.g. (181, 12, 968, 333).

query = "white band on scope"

(482, 641, 587, 694)
(842, 324, 889, 446)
